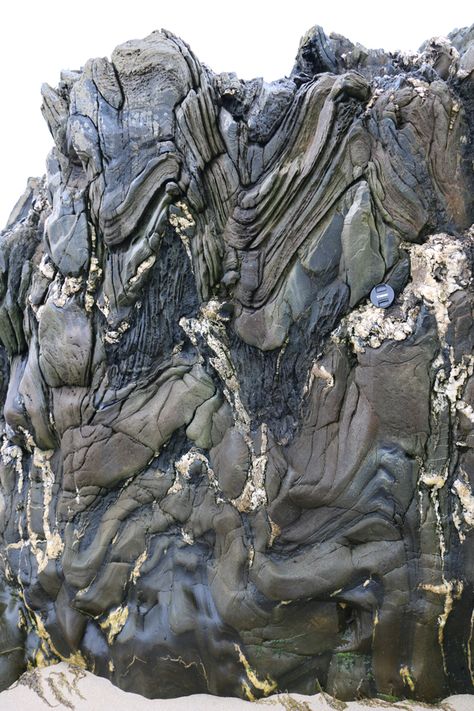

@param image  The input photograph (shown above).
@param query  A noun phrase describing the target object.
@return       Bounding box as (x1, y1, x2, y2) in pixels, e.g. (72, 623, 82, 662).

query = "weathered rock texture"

(0, 23, 473, 703)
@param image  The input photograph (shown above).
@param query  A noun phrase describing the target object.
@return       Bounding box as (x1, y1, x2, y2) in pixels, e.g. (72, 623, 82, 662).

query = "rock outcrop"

(0, 23, 473, 702)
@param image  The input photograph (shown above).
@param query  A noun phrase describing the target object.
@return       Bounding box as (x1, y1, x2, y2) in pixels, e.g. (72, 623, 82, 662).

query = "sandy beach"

(0, 663, 472, 711)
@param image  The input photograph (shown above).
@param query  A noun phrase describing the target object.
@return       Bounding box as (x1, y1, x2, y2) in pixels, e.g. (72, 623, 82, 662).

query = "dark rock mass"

(0, 23, 473, 703)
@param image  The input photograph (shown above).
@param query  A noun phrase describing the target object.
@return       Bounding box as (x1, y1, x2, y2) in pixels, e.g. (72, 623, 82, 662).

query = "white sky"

(0, 0, 472, 227)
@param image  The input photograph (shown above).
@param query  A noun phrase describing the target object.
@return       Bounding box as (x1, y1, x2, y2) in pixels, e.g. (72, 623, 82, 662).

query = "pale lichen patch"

(232, 423, 269, 513)
(85, 255, 102, 312)
(452, 471, 474, 529)
(96, 294, 110, 319)
(339, 231, 473, 353)
(38, 255, 56, 281)
(104, 320, 130, 344)
(406, 233, 471, 342)
(457, 400, 474, 423)
(1, 437, 24, 487)
(173, 448, 219, 495)
(180, 304, 269, 512)
(63, 276, 83, 296)
(337, 298, 417, 353)
(181, 529, 194, 545)
(169, 201, 195, 266)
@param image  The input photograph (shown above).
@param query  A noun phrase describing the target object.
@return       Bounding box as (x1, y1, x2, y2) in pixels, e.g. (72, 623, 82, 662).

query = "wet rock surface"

(0, 23, 473, 703)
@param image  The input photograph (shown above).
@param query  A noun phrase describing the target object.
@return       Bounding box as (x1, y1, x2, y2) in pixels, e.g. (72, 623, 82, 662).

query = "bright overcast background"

(0, 0, 472, 226)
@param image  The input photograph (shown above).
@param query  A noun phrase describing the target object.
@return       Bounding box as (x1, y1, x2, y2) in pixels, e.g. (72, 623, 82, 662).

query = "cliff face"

(0, 24, 473, 702)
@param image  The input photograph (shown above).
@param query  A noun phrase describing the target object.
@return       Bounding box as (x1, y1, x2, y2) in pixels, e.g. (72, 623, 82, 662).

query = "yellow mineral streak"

(242, 680, 258, 701)
(399, 665, 415, 692)
(449, 101, 460, 131)
(130, 550, 147, 584)
(156, 654, 209, 688)
(403, 233, 474, 680)
(268, 517, 281, 547)
(128, 255, 157, 287)
(100, 605, 129, 645)
(371, 609, 379, 648)
(416, 487, 464, 674)
(247, 544, 255, 569)
(169, 201, 195, 266)
(419, 464, 448, 491)
(11, 435, 64, 575)
(420, 577, 464, 672)
(26, 606, 87, 670)
(235, 644, 277, 698)
(275, 336, 289, 378)
(35, 447, 64, 571)
(24, 446, 64, 573)
(452, 502, 466, 543)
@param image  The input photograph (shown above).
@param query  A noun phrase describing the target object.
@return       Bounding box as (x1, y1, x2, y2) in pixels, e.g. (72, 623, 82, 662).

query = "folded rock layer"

(0, 23, 473, 703)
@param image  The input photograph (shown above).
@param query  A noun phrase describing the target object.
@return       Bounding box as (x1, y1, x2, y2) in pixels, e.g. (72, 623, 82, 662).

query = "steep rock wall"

(0, 23, 473, 702)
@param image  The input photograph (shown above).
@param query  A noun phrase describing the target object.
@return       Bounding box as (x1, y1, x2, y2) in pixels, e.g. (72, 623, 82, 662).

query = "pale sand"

(0, 663, 472, 711)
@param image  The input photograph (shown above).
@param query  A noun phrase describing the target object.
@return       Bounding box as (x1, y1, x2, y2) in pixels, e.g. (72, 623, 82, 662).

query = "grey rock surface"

(0, 23, 473, 703)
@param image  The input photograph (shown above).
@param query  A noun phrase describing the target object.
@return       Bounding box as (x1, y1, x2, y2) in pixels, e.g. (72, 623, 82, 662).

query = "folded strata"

(0, 23, 473, 702)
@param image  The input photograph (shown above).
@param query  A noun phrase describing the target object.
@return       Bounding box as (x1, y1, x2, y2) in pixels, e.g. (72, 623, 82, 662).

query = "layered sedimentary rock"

(0, 23, 473, 702)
